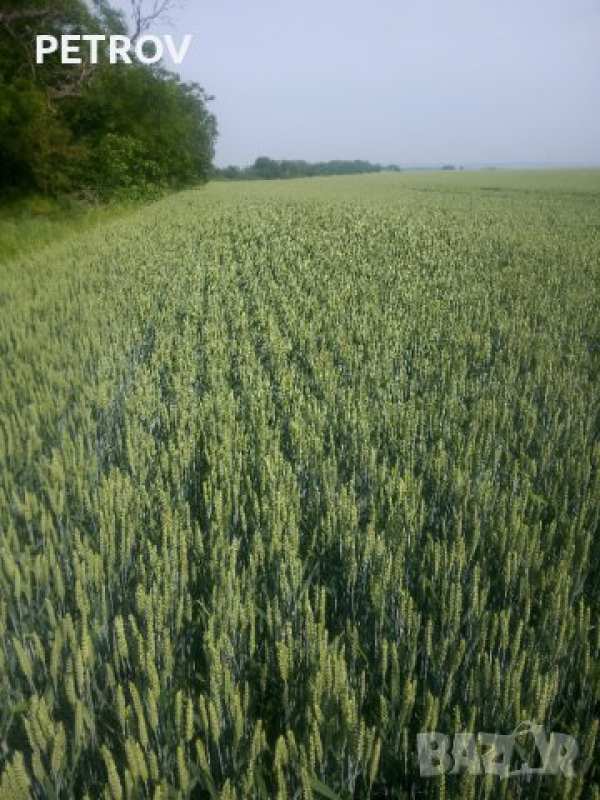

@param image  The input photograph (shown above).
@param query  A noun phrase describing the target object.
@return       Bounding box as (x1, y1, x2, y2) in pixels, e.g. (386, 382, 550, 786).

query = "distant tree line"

(215, 157, 401, 181)
(0, 1, 217, 200)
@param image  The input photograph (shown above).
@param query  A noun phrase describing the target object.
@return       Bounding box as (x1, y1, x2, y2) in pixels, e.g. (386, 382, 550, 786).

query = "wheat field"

(1, 171, 600, 799)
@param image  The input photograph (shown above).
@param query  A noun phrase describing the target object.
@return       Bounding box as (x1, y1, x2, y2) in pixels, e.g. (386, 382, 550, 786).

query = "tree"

(253, 157, 282, 179)
(0, 0, 217, 197)
(128, 0, 180, 39)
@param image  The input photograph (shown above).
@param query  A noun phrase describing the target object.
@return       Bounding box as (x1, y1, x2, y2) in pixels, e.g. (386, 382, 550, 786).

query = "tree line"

(215, 157, 402, 181)
(0, 0, 217, 200)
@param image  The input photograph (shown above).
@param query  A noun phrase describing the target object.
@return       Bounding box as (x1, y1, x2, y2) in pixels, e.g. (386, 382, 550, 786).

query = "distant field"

(1, 171, 600, 799)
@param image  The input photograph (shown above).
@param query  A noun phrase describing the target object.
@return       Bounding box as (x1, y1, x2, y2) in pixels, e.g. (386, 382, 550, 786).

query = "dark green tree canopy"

(0, 0, 217, 197)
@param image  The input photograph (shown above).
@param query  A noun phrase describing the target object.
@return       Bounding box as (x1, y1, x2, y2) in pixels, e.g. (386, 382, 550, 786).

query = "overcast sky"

(115, 0, 600, 167)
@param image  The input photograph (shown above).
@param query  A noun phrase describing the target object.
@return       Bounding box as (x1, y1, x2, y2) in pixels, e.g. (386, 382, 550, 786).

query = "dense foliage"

(0, 0, 217, 198)
(215, 158, 400, 181)
(1, 170, 600, 799)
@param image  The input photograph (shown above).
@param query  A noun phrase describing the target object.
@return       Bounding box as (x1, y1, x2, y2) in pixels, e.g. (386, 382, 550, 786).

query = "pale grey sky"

(114, 0, 600, 167)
